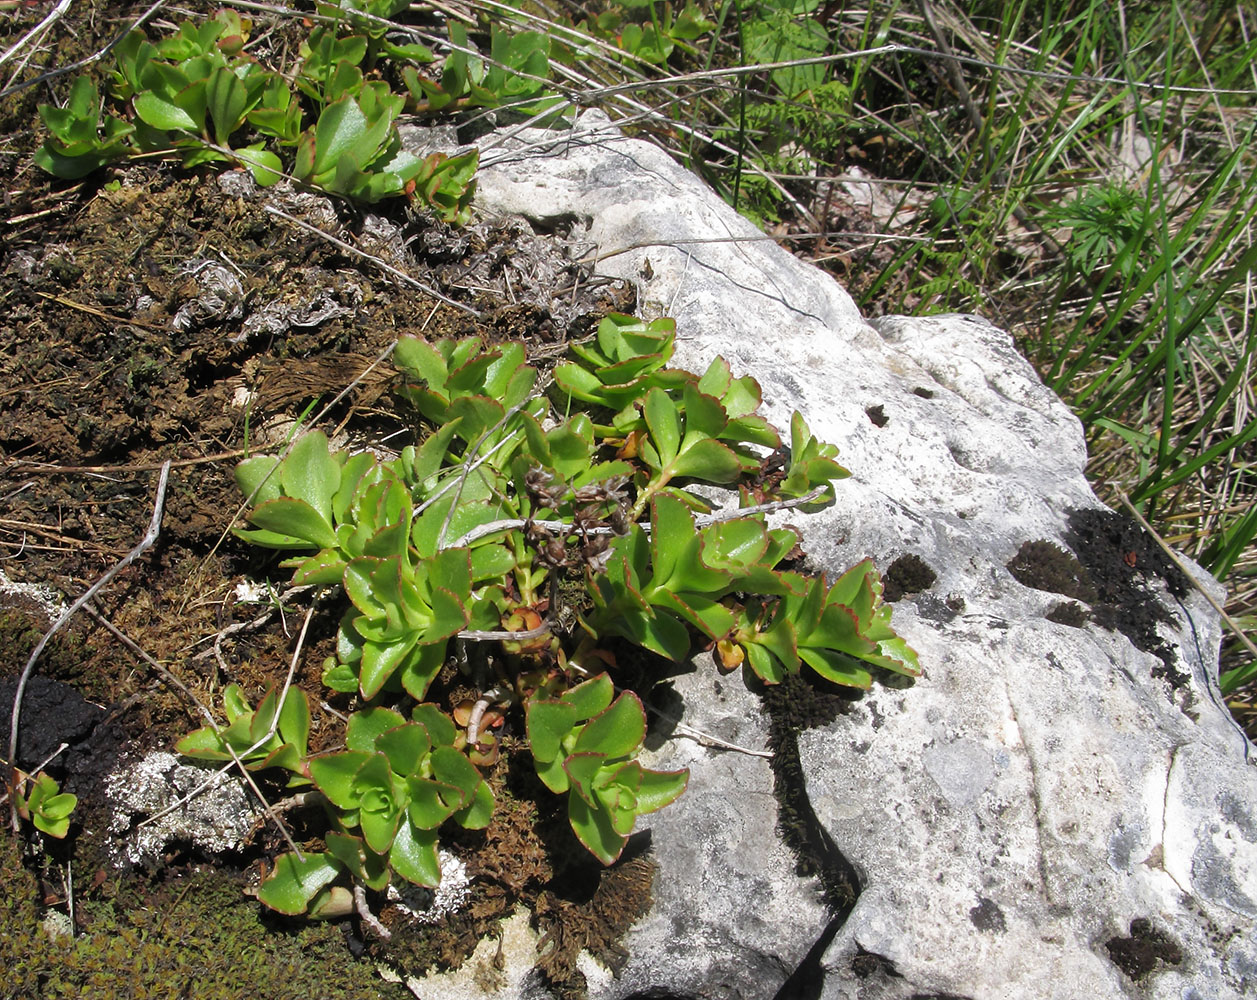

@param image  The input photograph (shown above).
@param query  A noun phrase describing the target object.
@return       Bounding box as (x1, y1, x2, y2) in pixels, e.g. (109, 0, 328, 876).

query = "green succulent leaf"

(389, 820, 441, 887)
(346, 706, 408, 752)
(374, 722, 431, 777)
(308, 750, 371, 809)
(406, 776, 464, 829)
(277, 686, 310, 757)
(325, 831, 390, 890)
(567, 785, 629, 865)
(561, 672, 616, 720)
(562, 752, 607, 808)
(133, 90, 198, 132)
(234, 455, 282, 505)
(21, 773, 78, 838)
(398, 640, 447, 701)
(573, 691, 646, 760)
(257, 852, 342, 915)
(411, 704, 458, 746)
(526, 699, 579, 764)
(454, 777, 495, 830)
(634, 766, 690, 814)
(245, 497, 338, 549)
(235, 142, 283, 185)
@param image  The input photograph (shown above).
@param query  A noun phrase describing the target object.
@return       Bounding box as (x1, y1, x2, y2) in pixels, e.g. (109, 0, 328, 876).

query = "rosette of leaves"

(257, 704, 493, 914)
(232, 431, 511, 700)
(108, 12, 283, 183)
(722, 559, 921, 687)
(526, 674, 687, 864)
(32, 77, 136, 180)
(553, 313, 688, 411)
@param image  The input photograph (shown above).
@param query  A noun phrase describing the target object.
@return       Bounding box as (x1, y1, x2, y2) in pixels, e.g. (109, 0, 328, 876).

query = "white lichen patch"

(0, 568, 65, 625)
(234, 579, 270, 604)
(386, 850, 472, 924)
(104, 752, 260, 866)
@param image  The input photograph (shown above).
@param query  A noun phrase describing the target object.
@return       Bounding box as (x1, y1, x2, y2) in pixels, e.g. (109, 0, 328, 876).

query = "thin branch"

(450, 485, 830, 549)
(84, 606, 212, 725)
(0, 0, 169, 99)
(0, 0, 73, 70)
(7, 461, 171, 833)
(354, 883, 391, 941)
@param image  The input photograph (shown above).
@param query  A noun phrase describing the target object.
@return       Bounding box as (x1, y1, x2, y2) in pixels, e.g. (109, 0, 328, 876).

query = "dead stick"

(7, 461, 171, 832)
(0, 0, 72, 69)
(0, 0, 169, 99)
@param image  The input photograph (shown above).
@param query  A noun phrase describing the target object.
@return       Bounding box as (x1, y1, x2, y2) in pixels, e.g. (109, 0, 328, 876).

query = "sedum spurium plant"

(192, 313, 919, 919)
(35, 9, 477, 220)
(13, 771, 78, 839)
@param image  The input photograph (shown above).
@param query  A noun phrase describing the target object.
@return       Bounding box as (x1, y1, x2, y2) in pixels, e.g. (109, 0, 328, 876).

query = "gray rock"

(472, 110, 1257, 998)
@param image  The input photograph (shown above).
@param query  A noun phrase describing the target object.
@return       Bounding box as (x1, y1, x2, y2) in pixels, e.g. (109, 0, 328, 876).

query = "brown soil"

(0, 3, 641, 993)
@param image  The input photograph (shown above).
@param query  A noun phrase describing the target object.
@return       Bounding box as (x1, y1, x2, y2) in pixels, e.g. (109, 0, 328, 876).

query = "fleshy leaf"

(573, 692, 646, 760)
(257, 852, 341, 915)
(389, 820, 441, 887)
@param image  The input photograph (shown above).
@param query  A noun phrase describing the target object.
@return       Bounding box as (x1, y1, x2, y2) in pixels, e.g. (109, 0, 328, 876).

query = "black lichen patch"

(865, 404, 889, 427)
(851, 947, 901, 979)
(883, 554, 937, 602)
(1006, 540, 1097, 604)
(1065, 507, 1191, 687)
(0, 674, 102, 771)
(968, 896, 1006, 933)
(1046, 601, 1090, 628)
(1106, 917, 1184, 981)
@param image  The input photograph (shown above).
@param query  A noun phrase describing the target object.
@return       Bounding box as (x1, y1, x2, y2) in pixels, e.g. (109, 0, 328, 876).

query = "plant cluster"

(181, 314, 919, 917)
(35, 6, 477, 219)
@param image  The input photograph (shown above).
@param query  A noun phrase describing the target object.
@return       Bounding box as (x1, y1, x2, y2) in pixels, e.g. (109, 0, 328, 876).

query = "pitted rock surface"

(459, 110, 1257, 1000)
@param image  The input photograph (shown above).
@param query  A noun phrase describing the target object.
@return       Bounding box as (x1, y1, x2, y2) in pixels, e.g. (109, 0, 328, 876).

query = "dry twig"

(7, 461, 171, 833)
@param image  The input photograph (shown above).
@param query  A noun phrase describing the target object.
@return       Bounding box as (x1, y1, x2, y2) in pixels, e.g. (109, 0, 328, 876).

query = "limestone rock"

(474, 110, 1256, 998)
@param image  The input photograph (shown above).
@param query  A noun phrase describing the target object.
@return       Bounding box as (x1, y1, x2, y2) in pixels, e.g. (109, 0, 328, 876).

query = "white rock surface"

(468, 111, 1257, 998)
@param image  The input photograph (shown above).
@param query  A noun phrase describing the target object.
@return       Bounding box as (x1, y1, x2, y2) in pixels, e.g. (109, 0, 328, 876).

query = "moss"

(1006, 540, 1097, 604)
(533, 854, 657, 993)
(882, 553, 937, 602)
(0, 835, 406, 1000)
